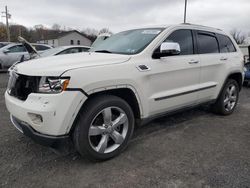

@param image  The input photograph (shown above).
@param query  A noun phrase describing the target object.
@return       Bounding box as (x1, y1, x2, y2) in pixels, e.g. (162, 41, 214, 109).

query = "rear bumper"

(11, 115, 70, 147)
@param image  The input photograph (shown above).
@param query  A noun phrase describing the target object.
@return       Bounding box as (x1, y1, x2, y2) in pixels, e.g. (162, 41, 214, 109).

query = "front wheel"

(211, 79, 239, 115)
(73, 95, 134, 161)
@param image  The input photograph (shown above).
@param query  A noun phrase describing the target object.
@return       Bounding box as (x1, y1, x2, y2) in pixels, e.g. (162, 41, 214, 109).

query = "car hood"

(18, 36, 39, 57)
(14, 52, 131, 76)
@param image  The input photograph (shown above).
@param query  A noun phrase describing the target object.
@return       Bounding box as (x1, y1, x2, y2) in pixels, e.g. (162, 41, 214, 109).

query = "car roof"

(58, 45, 91, 49)
(32, 43, 52, 47)
(128, 23, 226, 35)
(1, 43, 20, 49)
(0, 42, 12, 44)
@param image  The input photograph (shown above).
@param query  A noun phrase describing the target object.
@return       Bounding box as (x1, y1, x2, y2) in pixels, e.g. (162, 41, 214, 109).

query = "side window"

(70, 40, 74, 45)
(217, 34, 236, 53)
(8, 45, 27, 53)
(197, 33, 219, 54)
(164, 29, 194, 55)
(77, 40, 80, 45)
(34, 45, 50, 51)
(79, 47, 89, 52)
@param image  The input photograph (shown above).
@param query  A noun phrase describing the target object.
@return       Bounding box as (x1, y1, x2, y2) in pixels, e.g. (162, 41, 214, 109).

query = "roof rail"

(180, 23, 222, 31)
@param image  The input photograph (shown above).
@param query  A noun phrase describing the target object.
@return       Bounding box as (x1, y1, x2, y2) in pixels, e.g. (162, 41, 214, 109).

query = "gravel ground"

(0, 73, 249, 188)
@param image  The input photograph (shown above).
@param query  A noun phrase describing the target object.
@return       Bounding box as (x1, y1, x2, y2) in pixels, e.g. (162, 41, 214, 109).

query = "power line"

(2, 6, 11, 42)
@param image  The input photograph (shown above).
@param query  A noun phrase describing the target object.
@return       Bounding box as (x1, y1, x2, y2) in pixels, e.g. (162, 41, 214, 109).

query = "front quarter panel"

(62, 60, 147, 117)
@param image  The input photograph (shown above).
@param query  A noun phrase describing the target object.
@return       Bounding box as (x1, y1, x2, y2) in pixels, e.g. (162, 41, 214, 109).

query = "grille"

(8, 73, 40, 101)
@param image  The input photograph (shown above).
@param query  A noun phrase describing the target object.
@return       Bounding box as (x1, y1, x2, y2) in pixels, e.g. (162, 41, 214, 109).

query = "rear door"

(5, 45, 29, 67)
(195, 31, 227, 102)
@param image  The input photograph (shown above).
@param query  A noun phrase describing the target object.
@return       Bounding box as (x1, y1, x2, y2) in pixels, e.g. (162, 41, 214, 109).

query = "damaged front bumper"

(5, 90, 87, 137)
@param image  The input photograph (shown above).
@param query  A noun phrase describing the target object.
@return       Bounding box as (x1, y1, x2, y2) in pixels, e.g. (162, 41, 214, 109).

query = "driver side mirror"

(3, 49, 10, 54)
(153, 42, 181, 59)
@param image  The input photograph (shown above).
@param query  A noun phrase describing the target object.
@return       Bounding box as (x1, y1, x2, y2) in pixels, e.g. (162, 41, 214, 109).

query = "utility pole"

(2, 6, 11, 42)
(184, 0, 188, 23)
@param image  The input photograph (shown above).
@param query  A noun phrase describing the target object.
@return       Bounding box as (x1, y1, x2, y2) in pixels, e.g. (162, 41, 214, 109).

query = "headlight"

(38, 77, 70, 93)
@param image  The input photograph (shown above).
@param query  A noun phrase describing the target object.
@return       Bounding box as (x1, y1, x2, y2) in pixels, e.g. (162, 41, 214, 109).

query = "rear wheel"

(73, 95, 134, 161)
(211, 79, 239, 115)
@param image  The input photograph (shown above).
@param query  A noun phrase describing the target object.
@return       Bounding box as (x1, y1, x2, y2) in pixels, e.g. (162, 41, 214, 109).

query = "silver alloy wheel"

(224, 84, 237, 112)
(88, 106, 129, 154)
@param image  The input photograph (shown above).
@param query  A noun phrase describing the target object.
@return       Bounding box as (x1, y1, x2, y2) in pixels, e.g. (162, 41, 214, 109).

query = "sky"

(1, 0, 249, 34)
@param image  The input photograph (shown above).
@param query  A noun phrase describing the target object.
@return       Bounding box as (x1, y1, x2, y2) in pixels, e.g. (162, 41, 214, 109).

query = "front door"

(5, 45, 28, 67)
(145, 29, 201, 116)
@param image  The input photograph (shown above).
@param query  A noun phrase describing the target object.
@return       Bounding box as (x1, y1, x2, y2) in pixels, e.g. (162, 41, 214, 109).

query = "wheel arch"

(69, 86, 143, 135)
(226, 72, 243, 91)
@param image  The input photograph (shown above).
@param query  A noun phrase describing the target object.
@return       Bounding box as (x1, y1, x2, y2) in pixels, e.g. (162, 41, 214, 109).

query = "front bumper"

(5, 90, 87, 136)
(11, 115, 69, 147)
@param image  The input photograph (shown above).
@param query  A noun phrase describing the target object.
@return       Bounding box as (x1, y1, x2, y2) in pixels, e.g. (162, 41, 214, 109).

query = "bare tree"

(9, 24, 30, 42)
(230, 29, 246, 44)
(51, 23, 61, 31)
(83, 28, 99, 36)
(0, 25, 7, 41)
(34, 24, 45, 30)
(99, 28, 112, 35)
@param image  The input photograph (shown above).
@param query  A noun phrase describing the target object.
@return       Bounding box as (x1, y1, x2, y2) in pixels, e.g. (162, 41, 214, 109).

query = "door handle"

(220, 57, 228, 61)
(188, 60, 199, 64)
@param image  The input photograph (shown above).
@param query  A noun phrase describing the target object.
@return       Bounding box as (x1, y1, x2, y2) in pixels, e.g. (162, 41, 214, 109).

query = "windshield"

(90, 28, 163, 55)
(40, 47, 65, 57)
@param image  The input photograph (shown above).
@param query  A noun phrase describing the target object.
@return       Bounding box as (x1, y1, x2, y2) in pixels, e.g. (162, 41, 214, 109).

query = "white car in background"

(0, 43, 52, 69)
(0, 42, 12, 48)
(39, 45, 90, 58)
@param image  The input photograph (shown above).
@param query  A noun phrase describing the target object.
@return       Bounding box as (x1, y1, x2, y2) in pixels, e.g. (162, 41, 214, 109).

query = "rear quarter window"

(217, 34, 236, 53)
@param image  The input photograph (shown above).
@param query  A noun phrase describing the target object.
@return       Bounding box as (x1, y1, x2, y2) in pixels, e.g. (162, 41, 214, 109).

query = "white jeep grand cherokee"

(5, 24, 244, 161)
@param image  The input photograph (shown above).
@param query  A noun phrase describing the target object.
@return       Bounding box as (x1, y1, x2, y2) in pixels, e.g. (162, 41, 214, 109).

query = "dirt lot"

(0, 73, 249, 188)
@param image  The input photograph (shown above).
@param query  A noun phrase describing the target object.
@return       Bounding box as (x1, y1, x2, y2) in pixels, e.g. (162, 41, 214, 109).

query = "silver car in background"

(0, 43, 52, 69)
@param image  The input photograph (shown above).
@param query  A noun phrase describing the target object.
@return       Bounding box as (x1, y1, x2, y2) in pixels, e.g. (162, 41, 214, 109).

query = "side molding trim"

(154, 85, 217, 101)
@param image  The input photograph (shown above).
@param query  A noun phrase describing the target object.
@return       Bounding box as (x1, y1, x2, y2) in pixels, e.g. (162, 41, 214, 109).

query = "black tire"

(73, 95, 134, 161)
(211, 79, 239, 115)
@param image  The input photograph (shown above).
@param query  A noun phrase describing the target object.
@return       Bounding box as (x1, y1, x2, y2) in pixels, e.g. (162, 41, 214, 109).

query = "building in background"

(37, 30, 92, 47)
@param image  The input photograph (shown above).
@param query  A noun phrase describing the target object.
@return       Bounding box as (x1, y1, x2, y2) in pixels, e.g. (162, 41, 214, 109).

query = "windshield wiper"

(94, 50, 112, 53)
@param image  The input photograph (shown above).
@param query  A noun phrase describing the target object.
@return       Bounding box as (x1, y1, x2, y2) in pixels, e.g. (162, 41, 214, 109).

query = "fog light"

(28, 113, 43, 125)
